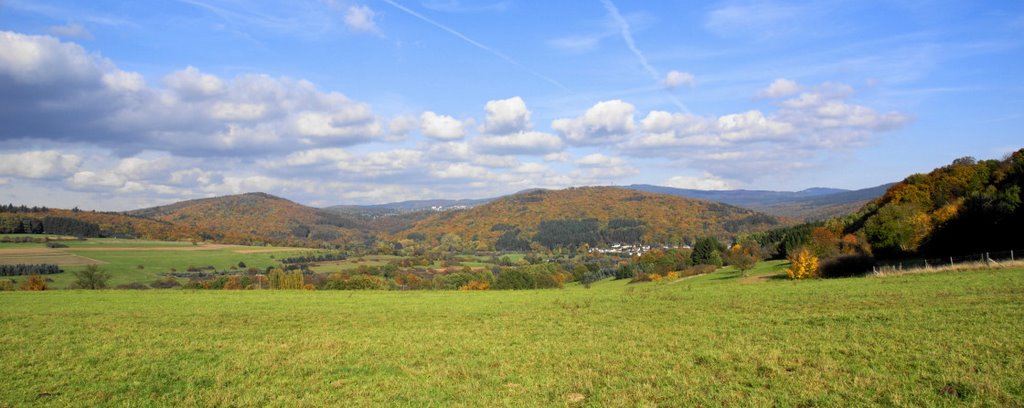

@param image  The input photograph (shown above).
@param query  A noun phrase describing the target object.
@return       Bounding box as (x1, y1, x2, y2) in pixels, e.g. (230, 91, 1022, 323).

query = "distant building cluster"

(589, 243, 691, 257)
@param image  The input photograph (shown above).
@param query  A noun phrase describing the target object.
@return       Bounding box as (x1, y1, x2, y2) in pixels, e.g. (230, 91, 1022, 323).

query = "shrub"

(0, 279, 14, 291)
(819, 254, 875, 278)
(115, 282, 150, 290)
(686, 265, 718, 276)
(787, 247, 819, 280)
(458, 280, 490, 290)
(324, 274, 389, 290)
(19, 275, 47, 291)
(580, 271, 604, 288)
(46, 242, 68, 248)
(151, 277, 182, 289)
(223, 275, 243, 290)
(70, 265, 110, 289)
(494, 269, 536, 290)
(649, 273, 663, 283)
(665, 271, 680, 281)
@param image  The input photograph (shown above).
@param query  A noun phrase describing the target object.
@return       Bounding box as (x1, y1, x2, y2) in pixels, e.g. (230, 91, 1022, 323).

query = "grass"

(1, 266, 1022, 406)
(0, 238, 311, 288)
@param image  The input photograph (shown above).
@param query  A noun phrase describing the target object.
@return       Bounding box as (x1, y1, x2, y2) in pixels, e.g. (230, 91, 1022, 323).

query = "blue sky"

(0, 0, 1021, 210)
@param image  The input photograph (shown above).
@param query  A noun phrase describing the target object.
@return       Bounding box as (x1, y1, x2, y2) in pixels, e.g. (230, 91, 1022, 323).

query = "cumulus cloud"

(757, 78, 801, 99)
(473, 131, 563, 155)
(552, 99, 635, 146)
(621, 80, 909, 182)
(664, 70, 695, 89)
(163, 66, 224, 98)
(482, 96, 531, 134)
(664, 173, 738, 190)
(0, 32, 386, 154)
(0, 150, 81, 179)
(387, 115, 417, 140)
(576, 153, 625, 167)
(420, 111, 466, 140)
(344, 5, 381, 34)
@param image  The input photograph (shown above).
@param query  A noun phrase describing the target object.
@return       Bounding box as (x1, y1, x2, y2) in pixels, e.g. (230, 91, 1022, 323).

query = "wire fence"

(872, 249, 1024, 275)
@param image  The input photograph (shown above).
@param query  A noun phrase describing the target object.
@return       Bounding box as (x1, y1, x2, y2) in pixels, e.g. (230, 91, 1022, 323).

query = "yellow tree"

(786, 248, 819, 280)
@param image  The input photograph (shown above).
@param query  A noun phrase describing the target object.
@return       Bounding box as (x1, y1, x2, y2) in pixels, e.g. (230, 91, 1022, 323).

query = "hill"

(850, 149, 1024, 257)
(129, 192, 370, 247)
(0, 205, 196, 241)
(395, 186, 783, 248)
(626, 184, 890, 220)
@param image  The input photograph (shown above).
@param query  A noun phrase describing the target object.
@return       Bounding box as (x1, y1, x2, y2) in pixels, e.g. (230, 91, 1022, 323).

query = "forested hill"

(0, 206, 194, 240)
(850, 149, 1024, 257)
(129, 192, 370, 246)
(395, 186, 784, 249)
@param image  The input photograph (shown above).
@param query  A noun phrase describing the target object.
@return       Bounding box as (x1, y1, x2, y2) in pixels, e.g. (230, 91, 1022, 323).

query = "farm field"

(0, 237, 311, 288)
(1, 265, 1022, 406)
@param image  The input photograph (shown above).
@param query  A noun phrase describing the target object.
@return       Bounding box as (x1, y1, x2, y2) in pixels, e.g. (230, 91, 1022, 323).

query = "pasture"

(1, 264, 1022, 406)
(0, 237, 310, 288)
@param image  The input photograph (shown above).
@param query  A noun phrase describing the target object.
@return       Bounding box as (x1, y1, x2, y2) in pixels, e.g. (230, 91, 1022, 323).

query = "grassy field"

(1, 264, 1022, 406)
(0, 238, 311, 288)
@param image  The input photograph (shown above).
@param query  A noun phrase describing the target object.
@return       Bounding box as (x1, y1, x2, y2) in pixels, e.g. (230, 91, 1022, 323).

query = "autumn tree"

(19, 274, 48, 291)
(786, 248, 819, 280)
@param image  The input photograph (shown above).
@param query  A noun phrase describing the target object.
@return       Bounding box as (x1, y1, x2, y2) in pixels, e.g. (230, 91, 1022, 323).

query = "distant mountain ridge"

(329, 184, 890, 222)
(624, 184, 892, 221)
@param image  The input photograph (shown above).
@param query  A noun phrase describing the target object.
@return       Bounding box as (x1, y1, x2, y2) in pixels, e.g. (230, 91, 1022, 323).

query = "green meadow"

(0, 237, 309, 288)
(1, 262, 1022, 406)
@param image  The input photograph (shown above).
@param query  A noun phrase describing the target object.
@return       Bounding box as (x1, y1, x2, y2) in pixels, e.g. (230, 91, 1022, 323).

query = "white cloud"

(344, 5, 381, 34)
(552, 99, 635, 146)
(482, 96, 531, 134)
(576, 153, 625, 167)
(431, 162, 488, 179)
(0, 150, 81, 179)
(664, 70, 695, 89)
(0, 31, 101, 84)
(757, 78, 801, 99)
(387, 115, 418, 139)
(420, 111, 466, 140)
(665, 173, 739, 190)
(543, 152, 571, 162)
(474, 131, 563, 155)
(69, 171, 125, 189)
(163, 66, 224, 98)
(210, 102, 267, 121)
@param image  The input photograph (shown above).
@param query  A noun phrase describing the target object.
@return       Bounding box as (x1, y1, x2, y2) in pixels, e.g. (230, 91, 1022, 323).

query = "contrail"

(600, 0, 690, 113)
(381, 0, 568, 91)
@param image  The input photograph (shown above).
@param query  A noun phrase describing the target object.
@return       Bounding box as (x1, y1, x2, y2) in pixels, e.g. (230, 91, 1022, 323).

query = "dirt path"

(740, 273, 785, 284)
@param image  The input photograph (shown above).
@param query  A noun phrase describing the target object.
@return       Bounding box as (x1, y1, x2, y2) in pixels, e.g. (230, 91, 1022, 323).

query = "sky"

(0, 0, 1022, 210)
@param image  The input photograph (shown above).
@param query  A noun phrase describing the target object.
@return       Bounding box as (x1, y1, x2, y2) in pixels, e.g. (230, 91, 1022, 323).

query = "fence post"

(1012, 250, 1015, 261)
(950, 257, 954, 267)
(924, 259, 928, 268)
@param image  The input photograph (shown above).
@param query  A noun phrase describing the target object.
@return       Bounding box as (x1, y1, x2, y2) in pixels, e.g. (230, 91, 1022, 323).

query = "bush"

(115, 282, 150, 290)
(151, 277, 182, 289)
(0, 279, 14, 291)
(494, 269, 536, 290)
(70, 265, 110, 289)
(324, 274, 389, 290)
(19, 275, 47, 291)
(819, 254, 875, 278)
(46, 242, 68, 248)
(458, 280, 490, 290)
